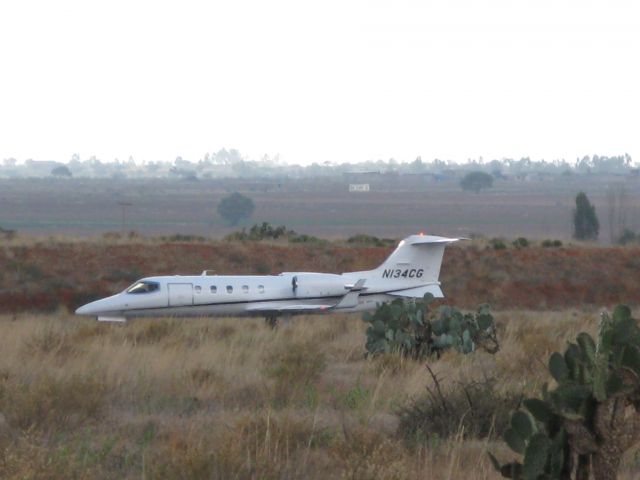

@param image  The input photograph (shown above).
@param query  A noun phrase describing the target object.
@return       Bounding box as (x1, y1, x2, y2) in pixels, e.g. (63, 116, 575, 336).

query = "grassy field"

(1, 238, 640, 478)
(1, 175, 639, 240)
(2, 309, 640, 479)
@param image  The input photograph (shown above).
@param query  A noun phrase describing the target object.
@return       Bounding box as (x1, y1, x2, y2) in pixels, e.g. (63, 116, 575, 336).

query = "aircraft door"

(168, 283, 194, 307)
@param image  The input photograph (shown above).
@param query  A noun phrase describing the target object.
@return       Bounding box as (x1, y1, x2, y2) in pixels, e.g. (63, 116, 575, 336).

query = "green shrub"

(512, 237, 529, 248)
(288, 233, 326, 244)
(224, 222, 295, 241)
(541, 239, 563, 248)
(224, 229, 248, 241)
(160, 234, 206, 242)
(490, 238, 507, 250)
(224, 223, 325, 244)
(346, 234, 395, 247)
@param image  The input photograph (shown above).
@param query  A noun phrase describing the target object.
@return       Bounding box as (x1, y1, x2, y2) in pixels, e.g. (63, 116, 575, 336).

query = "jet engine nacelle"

(290, 273, 347, 298)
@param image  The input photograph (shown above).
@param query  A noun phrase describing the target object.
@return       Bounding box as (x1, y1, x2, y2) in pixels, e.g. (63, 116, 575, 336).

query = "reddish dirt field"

(1, 240, 638, 313)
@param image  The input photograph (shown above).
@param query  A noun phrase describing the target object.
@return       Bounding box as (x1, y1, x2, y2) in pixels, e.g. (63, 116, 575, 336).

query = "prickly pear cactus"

(489, 305, 640, 480)
(362, 294, 499, 359)
(362, 296, 430, 357)
(432, 303, 500, 355)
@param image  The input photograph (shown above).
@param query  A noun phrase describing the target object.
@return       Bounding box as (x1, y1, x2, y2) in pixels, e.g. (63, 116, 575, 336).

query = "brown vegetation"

(1, 311, 640, 479)
(0, 238, 639, 314)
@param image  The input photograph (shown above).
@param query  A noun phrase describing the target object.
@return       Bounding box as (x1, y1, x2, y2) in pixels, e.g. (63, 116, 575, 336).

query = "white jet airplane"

(75, 234, 460, 325)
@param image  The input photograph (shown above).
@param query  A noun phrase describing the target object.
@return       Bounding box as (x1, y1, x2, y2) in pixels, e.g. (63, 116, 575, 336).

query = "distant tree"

(618, 228, 637, 245)
(606, 184, 627, 243)
(460, 171, 493, 193)
(217, 192, 255, 226)
(573, 191, 599, 240)
(0, 226, 17, 240)
(51, 165, 72, 177)
(409, 156, 425, 173)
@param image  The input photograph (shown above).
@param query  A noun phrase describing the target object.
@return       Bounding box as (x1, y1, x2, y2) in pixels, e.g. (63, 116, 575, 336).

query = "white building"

(349, 183, 370, 192)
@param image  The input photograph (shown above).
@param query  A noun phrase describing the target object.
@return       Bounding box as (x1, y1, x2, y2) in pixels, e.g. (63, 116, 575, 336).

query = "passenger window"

(226, 285, 233, 294)
(195, 286, 202, 294)
(258, 285, 265, 294)
(210, 285, 217, 294)
(242, 285, 249, 293)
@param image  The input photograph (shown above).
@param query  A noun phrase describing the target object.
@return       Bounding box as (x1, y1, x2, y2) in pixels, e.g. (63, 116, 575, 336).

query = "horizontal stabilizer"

(334, 279, 366, 309)
(407, 235, 464, 245)
(388, 284, 444, 299)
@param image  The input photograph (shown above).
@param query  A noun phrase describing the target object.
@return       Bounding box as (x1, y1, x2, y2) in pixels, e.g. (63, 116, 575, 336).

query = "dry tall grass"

(1, 311, 640, 479)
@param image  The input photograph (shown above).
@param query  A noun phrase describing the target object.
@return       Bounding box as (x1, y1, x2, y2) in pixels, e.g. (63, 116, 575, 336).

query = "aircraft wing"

(247, 279, 367, 315)
(245, 304, 334, 314)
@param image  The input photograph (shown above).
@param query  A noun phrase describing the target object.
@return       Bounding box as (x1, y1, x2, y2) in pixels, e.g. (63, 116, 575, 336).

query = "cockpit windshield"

(126, 281, 160, 294)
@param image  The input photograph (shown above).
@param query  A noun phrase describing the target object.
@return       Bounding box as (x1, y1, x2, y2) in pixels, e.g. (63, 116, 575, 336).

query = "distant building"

(349, 183, 370, 192)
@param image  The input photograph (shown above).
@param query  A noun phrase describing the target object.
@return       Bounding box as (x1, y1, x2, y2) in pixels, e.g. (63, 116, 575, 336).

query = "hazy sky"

(1, 1, 638, 165)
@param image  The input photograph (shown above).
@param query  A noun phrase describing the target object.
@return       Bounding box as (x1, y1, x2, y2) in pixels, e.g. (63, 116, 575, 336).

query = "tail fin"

(375, 235, 460, 282)
(369, 235, 461, 299)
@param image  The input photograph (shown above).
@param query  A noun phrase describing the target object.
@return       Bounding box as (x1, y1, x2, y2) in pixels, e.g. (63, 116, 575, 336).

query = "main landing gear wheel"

(265, 314, 279, 329)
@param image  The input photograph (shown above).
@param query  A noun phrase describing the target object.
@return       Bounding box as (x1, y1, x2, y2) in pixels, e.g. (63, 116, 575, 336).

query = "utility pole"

(117, 202, 132, 235)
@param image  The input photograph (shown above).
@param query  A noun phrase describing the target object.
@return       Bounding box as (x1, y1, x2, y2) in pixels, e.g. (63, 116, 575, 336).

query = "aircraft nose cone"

(75, 300, 99, 316)
(75, 295, 122, 316)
